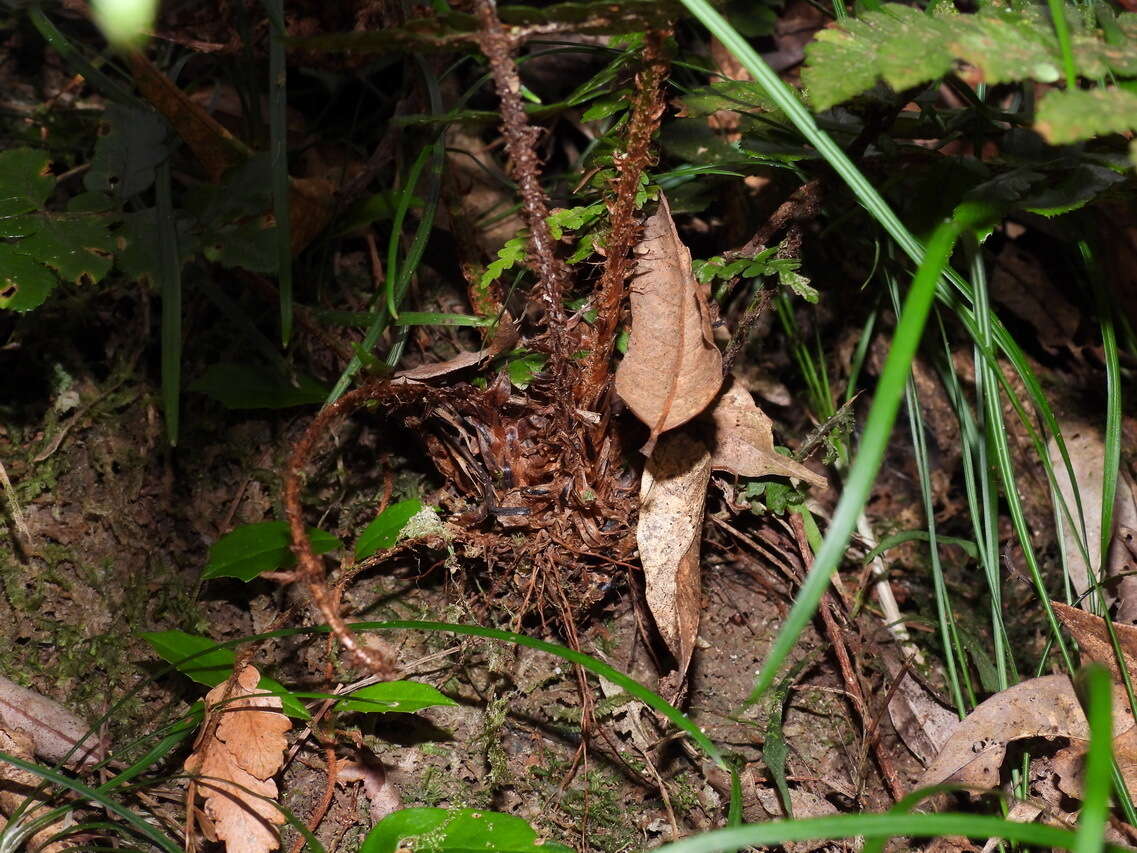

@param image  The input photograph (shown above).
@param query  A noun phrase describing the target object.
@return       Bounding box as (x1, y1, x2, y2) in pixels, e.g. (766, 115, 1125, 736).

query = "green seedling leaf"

(480, 235, 528, 289)
(361, 808, 572, 853)
(190, 363, 328, 409)
(85, 104, 170, 200)
(203, 520, 340, 581)
(334, 681, 457, 714)
(140, 630, 309, 719)
(392, 312, 493, 327)
(0, 148, 54, 218)
(0, 245, 56, 311)
(803, 3, 1137, 113)
(355, 499, 427, 560)
(582, 95, 629, 121)
(678, 80, 779, 118)
(506, 351, 547, 389)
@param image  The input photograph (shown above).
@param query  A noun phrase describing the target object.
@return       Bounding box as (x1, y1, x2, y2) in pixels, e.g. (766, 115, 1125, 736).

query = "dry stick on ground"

(472, 0, 573, 370)
(788, 512, 904, 802)
(580, 29, 672, 407)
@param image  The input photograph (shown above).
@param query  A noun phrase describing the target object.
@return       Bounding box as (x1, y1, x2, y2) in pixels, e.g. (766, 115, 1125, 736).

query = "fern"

(802, 3, 1137, 147)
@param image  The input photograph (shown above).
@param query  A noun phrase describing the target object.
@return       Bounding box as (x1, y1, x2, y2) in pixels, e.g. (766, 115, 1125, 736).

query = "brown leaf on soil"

(186, 664, 291, 853)
(0, 675, 102, 766)
(705, 379, 826, 489)
(1048, 422, 1137, 619)
(919, 675, 1090, 791)
(1052, 601, 1137, 682)
(338, 749, 402, 823)
(637, 431, 712, 680)
(615, 194, 723, 454)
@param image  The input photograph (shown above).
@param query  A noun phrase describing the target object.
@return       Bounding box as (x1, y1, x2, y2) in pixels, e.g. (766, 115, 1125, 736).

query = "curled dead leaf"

(615, 194, 723, 454)
(637, 431, 712, 681)
(185, 664, 291, 853)
(1048, 422, 1137, 619)
(705, 380, 826, 489)
(918, 673, 1137, 796)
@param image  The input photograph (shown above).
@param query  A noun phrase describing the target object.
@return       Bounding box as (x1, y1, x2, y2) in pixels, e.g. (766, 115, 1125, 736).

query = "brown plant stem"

(473, 0, 572, 363)
(580, 30, 671, 407)
(283, 380, 443, 678)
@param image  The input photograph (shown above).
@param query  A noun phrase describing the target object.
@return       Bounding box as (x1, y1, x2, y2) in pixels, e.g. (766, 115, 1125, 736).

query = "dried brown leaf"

(706, 380, 826, 489)
(637, 431, 711, 679)
(1053, 601, 1137, 682)
(338, 750, 402, 823)
(0, 675, 101, 766)
(918, 675, 1111, 792)
(186, 664, 291, 853)
(1048, 422, 1137, 617)
(615, 194, 723, 453)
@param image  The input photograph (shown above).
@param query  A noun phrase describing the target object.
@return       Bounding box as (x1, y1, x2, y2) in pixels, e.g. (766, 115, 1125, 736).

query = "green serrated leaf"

(480, 236, 528, 289)
(0, 244, 57, 311)
(84, 104, 170, 200)
(355, 499, 426, 560)
(189, 363, 328, 409)
(18, 212, 114, 284)
(1036, 86, 1137, 145)
(361, 808, 572, 853)
(801, 3, 1133, 112)
(139, 629, 310, 719)
(203, 520, 340, 581)
(0, 148, 54, 218)
(334, 681, 458, 714)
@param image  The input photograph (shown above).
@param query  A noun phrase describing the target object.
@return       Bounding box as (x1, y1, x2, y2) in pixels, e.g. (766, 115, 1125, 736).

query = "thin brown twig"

(283, 380, 451, 678)
(472, 0, 572, 365)
(288, 745, 339, 853)
(787, 513, 903, 802)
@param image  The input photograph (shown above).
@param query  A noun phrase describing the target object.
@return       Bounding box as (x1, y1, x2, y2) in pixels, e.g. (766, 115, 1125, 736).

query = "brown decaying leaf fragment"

(615, 194, 723, 454)
(185, 664, 291, 853)
(706, 379, 827, 489)
(0, 674, 102, 766)
(1048, 422, 1137, 619)
(918, 674, 1093, 791)
(1053, 600, 1137, 681)
(637, 431, 712, 679)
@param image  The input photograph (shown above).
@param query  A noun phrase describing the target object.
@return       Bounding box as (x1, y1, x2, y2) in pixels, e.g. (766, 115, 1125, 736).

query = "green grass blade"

(743, 206, 986, 706)
(652, 812, 1120, 852)
(352, 620, 725, 768)
(262, 0, 293, 346)
(27, 7, 142, 108)
(385, 145, 432, 321)
(156, 160, 181, 445)
(1075, 665, 1112, 853)
(1045, 0, 1078, 91)
(0, 751, 181, 853)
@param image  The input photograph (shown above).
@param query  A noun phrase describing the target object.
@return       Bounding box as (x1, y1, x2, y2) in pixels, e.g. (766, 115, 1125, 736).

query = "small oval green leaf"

(354, 499, 424, 560)
(334, 681, 458, 714)
(361, 808, 572, 853)
(203, 520, 340, 582)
